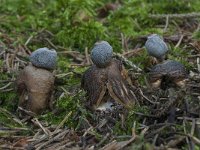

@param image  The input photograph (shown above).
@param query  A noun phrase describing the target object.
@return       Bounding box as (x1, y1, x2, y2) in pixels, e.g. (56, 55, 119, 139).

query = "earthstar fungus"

(16, 48, 57, 115)
(82, 41, 136, 110)
(145, 34, 168, 62)
(149, 60, 187, 89)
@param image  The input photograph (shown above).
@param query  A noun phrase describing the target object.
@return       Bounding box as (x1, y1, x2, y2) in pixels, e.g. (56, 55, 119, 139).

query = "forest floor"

(1, 1, 200, 150)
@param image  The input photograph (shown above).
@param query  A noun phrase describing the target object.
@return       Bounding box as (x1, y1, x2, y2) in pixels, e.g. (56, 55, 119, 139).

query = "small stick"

(36, 130, 69, 150)
(0, 82, 12, 90)
(25, 35, 33, 46)
(183, 118, 193, 150)
(138, 88, 159, 105)
(57, 51, 80, 54)
(152, 134, 159, 146)
(150, 12, 200, 19)
(44, 38, 58, 50)
(191, 119, 195, 136)
(54, 111, 72, 133)
(175, 34, 184, 48)
(133, 111, 157, 118)
(0, 108, 24, 126)
(96, 133, 110, 148)
(70, 63, 88, 67)
(163, 15, 169, 32)
(113, 52, 142, 72)
(99, 140, 117, 150)
(122, 48, 143, 57)
(197, 57, 200, 73)
(56, 141, 74, 150)
(85, 47, 91, 65)
(55, 72, 73, 78)
(145, 125, 170, 138)
(175, 132, 200, 145)
(114, 135, 132, 139)
(46, 139, 70, 150)
(32, 118, 50, 136)
(83, 126, 93, 137)
(32, 129, 43, 140)
(60, 86, 71, 95)
(18, 107, 36, 117)
(167, 136, 185, 147)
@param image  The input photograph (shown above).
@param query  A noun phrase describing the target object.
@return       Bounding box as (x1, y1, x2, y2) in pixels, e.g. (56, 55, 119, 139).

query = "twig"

(114, 135, 132, 139)
(183, 118, 193, 150)
(4, 49, 29, 59)
(85, 47, 91, 65)
(163, 15, 169, 32)
(191, 119, 195, 136)
(55, 72, 73, 78)
(17, 107, 36, 117)
(146, 125, 171, 138)
(57, 51, 80, 54)
(46, 139, 70, 150)
(44, 38, 58, 50)
(36, 130, 69, 150)
(167, 136, 185, 148)
(175, 132, 200, 145)
(96, 133, 110, 148)
(148, 123, 176, 129)
(57, 141, 75, 150)
(113, 52, 142, 72)
(54, 111, 72, 133)
(0, 108, 24, 126)
(117, 135, 136, 150)
(133, 111, 157, 118)
(83, 126, 94, 137)
(197, 57, 200, 73)
(150, 12, 200, 19)
(60, 86, 71, 95)
(32, 118, 50, 136)
(122, 48, 143, 58)
(175, 34, 184, 48)
(138, 88, 159, 105)
(152, 134, 159, 146)
(25, 35, 33, 46)
(0, 81, 12, 90)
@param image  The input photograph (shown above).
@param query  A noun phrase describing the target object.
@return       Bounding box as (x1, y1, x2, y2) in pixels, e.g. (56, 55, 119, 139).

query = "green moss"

(113, 105, 149, 135)
(1, 0, 199, 51)
(39, 88, 86, 128)
(168, 47, 193, 70)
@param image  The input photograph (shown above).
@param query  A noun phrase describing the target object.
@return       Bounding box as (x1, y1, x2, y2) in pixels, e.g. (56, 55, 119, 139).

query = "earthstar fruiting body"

(17, 64, 55, 114)
(16, 48, 57, 115)
(82, 41, 136, 110)
(145, 34, 168, 61)
(149, 60, 187, 89)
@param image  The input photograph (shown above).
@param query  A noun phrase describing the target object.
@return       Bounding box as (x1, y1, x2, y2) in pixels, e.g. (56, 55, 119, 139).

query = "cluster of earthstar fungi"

(16, 34, 187, 115)
(145, 34, 187, 89)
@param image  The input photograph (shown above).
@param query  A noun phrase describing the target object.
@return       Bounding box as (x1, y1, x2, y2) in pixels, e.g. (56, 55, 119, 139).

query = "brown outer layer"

(81, 59, 136, 109)
(16, 64, 55, 114)
(149, 60, 187, 83)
